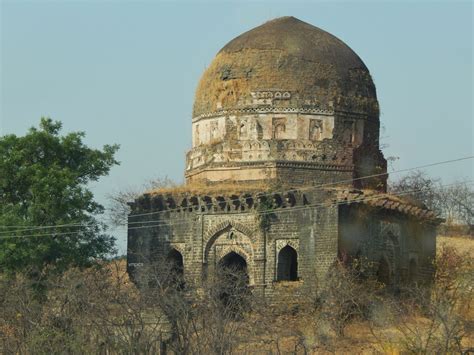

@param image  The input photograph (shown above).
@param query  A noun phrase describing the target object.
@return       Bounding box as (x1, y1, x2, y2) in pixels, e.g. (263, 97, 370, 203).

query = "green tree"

(0, 118, 119, 273)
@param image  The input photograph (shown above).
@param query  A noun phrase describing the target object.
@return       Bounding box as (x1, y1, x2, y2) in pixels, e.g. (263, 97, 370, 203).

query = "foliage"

(0, 258, 258, 354)
(437, 182, 474, 226)
(107, 177, 176, 227)
(390, 170, 473, 225)
(0, 118, 119, 274)
(390, 171, 442, 213)
(368, 245, 474, 354)
(1, 239, 473, 353)
(313, 258, 382, 337)
(256, 196, 275, 232)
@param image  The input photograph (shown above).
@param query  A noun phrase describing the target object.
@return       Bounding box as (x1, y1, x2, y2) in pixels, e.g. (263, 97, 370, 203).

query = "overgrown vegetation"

(1, 237, 472, 354)
(390, 170, 473, 226)
(2, 120, 473, 353)
(0, 258, 261, 354)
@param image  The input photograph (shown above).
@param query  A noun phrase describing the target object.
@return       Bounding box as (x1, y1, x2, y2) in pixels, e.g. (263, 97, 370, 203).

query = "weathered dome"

(193, 16, 378, 118)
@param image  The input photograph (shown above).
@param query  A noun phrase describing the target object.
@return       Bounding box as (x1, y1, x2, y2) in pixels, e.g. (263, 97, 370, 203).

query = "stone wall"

(338, 205, 437, 287)
(127, 189, 339, 299)
(128, 189, 437, 301)
(186, 108, 385, 190)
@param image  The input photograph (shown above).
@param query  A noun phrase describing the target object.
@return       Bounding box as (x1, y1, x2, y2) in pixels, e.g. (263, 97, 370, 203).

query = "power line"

(0, 222, 88, 232)
(121, 179, 472, 230)
(1, 155, 472, 234)
(2, 180, 470, 240)
(126, 155, 474, 219)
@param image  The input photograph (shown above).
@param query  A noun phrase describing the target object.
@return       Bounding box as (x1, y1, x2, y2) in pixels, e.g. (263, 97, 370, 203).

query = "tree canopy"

(0, 118, 119, 273)
(390, 171, 473, 225)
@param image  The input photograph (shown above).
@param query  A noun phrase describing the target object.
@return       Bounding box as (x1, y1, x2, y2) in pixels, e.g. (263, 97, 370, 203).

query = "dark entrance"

(167, 249, 184, 288)
(217, 252, 249, 310)
(218, 252, 249, 284)
(277, 245, 298, 281)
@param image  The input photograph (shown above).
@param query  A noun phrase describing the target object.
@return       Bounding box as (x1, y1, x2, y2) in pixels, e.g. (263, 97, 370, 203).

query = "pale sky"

(1, 0, 472, 253)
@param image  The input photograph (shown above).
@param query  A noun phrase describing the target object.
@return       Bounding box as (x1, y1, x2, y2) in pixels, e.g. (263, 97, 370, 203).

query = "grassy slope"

(114, 237, 474, 353)
(438, 235, 474, 257)
(241, 235, 474, 354)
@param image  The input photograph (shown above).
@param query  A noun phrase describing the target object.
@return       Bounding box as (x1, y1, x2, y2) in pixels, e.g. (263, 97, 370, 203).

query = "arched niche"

(273, 122, 286, 139)
(217, 251, 250, 310)
(275, 239, 299, 281)
(256, 122, 263, 139)
(203, 222, 256, 285)
(277, 245, 298, 281)
(167, 248, 184, 275)
(166, 248, 185, 289)
(218, 251, 249, 284)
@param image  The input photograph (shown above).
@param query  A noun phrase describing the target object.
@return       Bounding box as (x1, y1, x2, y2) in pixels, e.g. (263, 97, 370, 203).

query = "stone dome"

(193, 16, 378, 118)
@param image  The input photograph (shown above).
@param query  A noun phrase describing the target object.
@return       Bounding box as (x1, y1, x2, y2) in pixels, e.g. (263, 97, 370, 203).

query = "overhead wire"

(1, 179, 471, 240)
(126, 155, 474, 219)
(0, 155, 472, 234)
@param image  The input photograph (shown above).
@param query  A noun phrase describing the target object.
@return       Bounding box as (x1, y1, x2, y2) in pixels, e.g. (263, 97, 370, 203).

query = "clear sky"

(1, 0, 472, 253)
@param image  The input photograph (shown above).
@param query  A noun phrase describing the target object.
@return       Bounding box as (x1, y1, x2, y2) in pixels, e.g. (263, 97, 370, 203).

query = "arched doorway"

(217, 252, 249, 309)
(167, 249, 184, 288)
(377, 257, 391, 286)
(277, 245, 298, 281)
(218, 252, 249, 285)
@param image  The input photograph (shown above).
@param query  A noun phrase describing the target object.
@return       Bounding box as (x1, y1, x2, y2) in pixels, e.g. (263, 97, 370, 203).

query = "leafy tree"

(0, 118, 119, 273)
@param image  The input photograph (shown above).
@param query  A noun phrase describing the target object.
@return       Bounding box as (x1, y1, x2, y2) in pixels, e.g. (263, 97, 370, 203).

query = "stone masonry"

(127, 17, 441, 301)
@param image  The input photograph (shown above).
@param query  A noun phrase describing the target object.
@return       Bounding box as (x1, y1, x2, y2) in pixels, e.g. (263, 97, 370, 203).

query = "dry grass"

(107, 236, 473, 353)
(437, 234, 474, 258)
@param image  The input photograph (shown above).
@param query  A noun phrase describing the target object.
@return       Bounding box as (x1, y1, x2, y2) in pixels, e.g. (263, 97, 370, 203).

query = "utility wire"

(120, 179, 472, 230)
(1, 155, 472, 234)
(126, 155, 474, 219)
(2, 179, 471, 240)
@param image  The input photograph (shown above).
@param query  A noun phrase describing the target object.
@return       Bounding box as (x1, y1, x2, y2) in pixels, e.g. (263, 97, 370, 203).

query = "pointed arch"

(277, 245, 298, 281)
(167, 248, 184, 276)
(203, 220, 257, 286)
(219, 251, 248, 274)
(166, 248, 185, 289)
(204, 220, 256, 245)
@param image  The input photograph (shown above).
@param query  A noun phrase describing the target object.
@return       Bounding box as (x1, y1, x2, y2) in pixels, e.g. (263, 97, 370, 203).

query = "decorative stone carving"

(192, 107, 334, 122)
(204, 220, 257, 247)
(272, 117, 286, 139)
(380, 221, 401, 239)
(194, 124, 200, 146)
(342, 120, 355, 144)
(275, 239, 299, 253)
(214, 243, 252, 264)
(210, 121, 218, 140)
(309, 119, 323, 141)
(239, 121, 248, 139)
(250, 90, 291, 100)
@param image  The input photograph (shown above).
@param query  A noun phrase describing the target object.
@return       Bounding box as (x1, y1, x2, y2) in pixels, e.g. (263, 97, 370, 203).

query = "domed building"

(188, 16, 385, 190)
(128, 17, 440, 299)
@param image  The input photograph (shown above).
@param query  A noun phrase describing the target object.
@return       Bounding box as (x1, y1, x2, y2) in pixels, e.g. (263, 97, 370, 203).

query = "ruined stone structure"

(128, 17, 441, 300)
